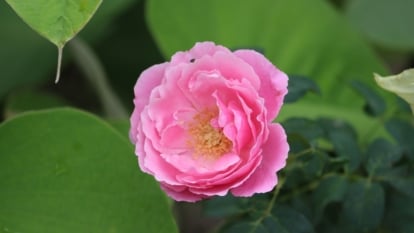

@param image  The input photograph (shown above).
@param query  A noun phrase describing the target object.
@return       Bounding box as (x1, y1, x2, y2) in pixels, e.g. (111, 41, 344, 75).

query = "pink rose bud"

(129, 42, 289, 202)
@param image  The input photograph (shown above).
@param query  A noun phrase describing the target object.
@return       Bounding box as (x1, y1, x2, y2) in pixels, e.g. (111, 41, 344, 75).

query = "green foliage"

(1, 0, 414, 233)
(219, 201, 315, 233)
(203, 85, 414, 233)
(346, 0, 414, 50)
(351, 80, 386, 117)
(0, 108, 178, 233)
(364, 138, 402, 176)
(341, 181, 385, 233)
(146, 0, 405, 145)
(385, 118, 414, 160)
(384, 193, 414, 232)
(380, 165, 414, 198)
(284, 76, 320, 104)
(146, 0, 388, 108)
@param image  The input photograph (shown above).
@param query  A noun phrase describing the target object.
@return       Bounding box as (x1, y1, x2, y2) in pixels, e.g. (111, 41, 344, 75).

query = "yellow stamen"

(188, 110, 232, 159)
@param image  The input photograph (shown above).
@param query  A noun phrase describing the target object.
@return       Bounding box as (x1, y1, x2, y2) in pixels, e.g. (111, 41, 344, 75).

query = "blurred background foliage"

(1, 0, 413, 120)
(1, 0, 412, 138)
(1, 0, 414, 232)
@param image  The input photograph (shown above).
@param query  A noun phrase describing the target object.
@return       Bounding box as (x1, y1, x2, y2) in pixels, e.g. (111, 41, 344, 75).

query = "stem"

(55, 46, 63, 83)
(284, 147, 318, 171)
(266, 177, 285, 214)
(252, 177, 285, 226)
(68, 38, 128, 119)
(291, 147, 315, 158)
(278, 178, 320, 202)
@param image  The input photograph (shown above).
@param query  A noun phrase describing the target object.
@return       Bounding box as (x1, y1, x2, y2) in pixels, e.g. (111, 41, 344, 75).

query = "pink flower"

(129, 42, 289, 202)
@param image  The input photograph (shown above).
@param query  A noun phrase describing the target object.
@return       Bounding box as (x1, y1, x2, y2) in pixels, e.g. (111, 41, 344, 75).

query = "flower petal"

(160, 183, 206, 202)
(234, 50, 288, 120)
(130, 63, 167, 143)
(231, 124, 288, 196)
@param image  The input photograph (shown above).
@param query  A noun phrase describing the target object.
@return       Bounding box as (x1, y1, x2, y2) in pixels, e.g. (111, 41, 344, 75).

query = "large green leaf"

(147, 0, 388, 108)
(0, 108, 178, 233)
(346, 0, 414, 50)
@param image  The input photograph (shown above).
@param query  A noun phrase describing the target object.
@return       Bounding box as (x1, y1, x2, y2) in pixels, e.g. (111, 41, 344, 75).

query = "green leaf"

(300, 152, 326, 178)
(283, 151, 328, 189)
(271, 205, 315, 233)
(282, 117, 324, 154)
(0, 108, 178, 233)
(341, 180, 385, 233)
(279, 102, 391, 144)
(380, 165, 414, 198)
(283, 118, 324, 142)
(351, 80, 386, 117)
(364, 138, 402, 176)
(147, 0, 388, 108)
(384, 192, 414, 233)
(385, 118, 414, 160)
(107, 119, 130, 139)
(311, 175, 348, 223)
(223, 222, 268, 233)
(5, 0, 102, 47)
(285, 75, 320, 103)
(318, 118, 361, 172)
(203, 195, 248, 218)
(346, 0, 414, 50)
(222, 205, 314, 233)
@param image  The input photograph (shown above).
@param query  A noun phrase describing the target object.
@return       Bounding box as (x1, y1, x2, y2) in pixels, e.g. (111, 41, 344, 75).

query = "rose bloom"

(129, 42, 289, 202)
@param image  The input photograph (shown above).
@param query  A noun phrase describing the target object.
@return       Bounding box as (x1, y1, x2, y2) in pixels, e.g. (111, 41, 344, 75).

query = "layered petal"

(231, 124, 288, 196)
(130, 63, 167, 143)
(234, 50, 288, 119)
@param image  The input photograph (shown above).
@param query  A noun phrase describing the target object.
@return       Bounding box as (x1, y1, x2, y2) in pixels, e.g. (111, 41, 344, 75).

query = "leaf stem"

(266, 177, 285, 214)
(249, 178, 285, 230)
(55, 46, 63, 83)
(68, 38, 128, 119)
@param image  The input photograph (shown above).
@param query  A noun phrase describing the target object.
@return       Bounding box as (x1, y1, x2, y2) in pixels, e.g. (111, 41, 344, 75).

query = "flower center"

(188, 110, 232, 159)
